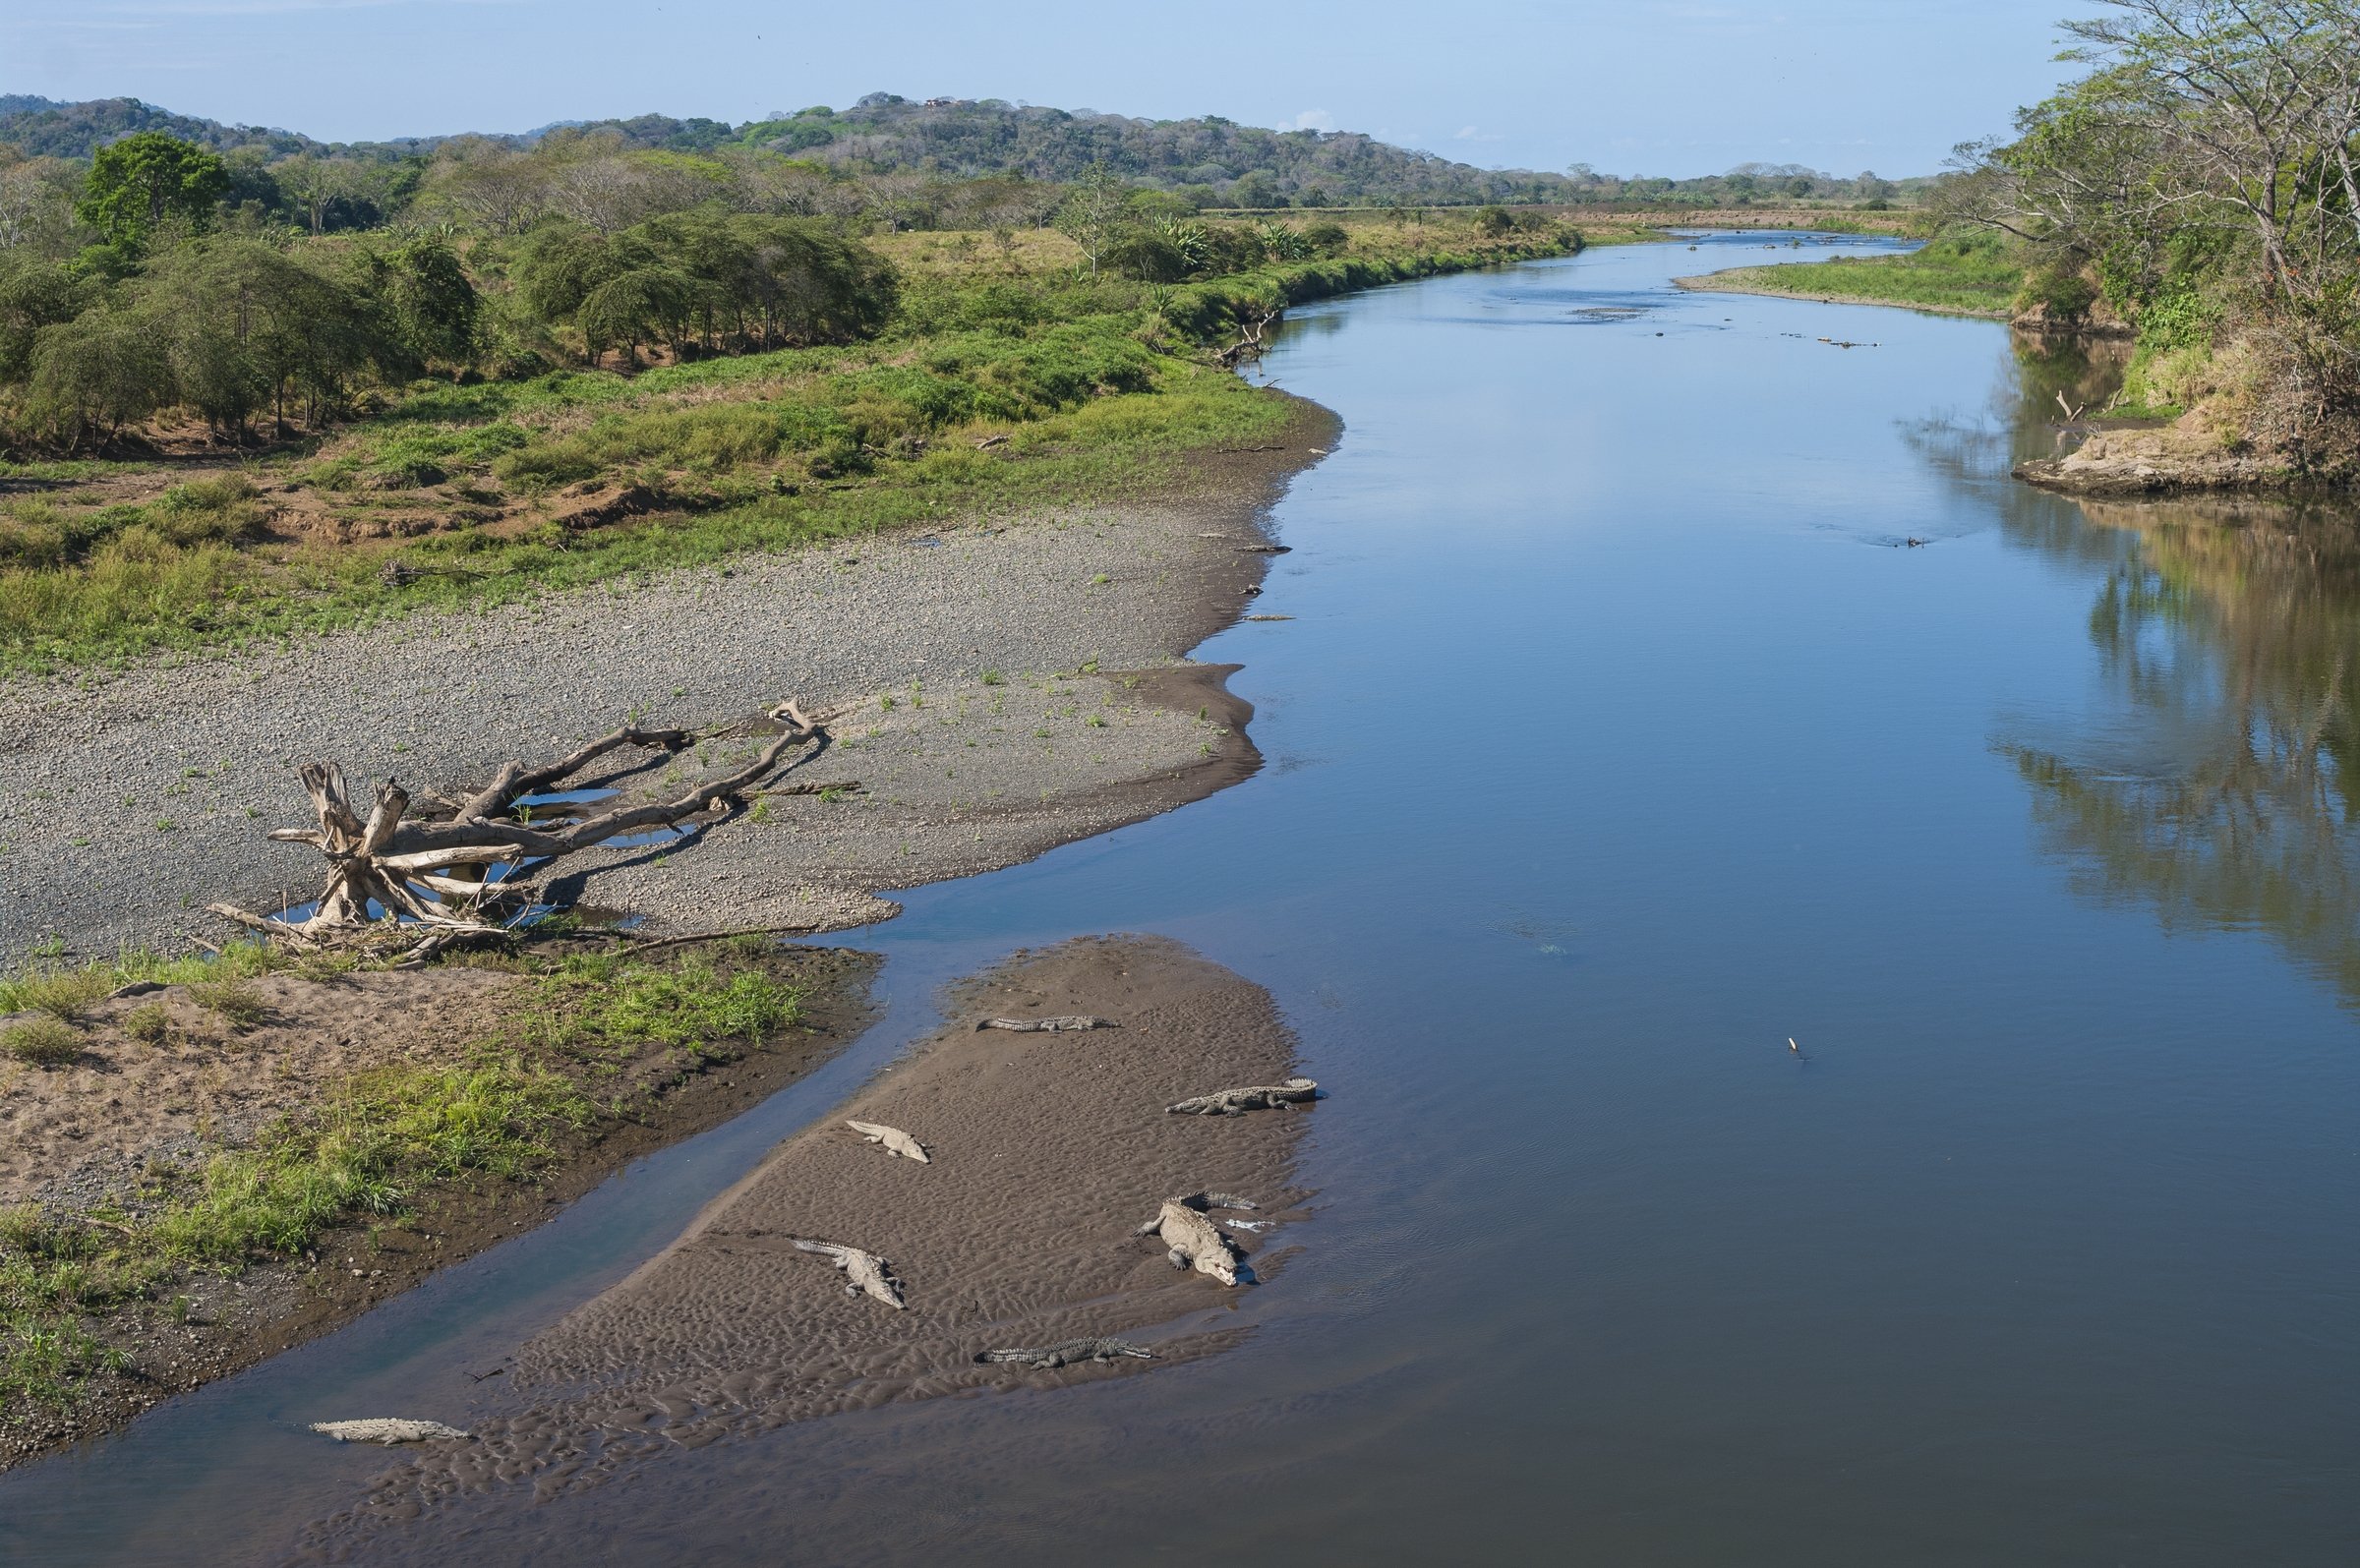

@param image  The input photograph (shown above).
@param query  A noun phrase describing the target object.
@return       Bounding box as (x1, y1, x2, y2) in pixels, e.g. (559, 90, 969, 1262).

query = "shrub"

(189, 980, 267, 1031)
(4, 1017, 84, 1066)
(1302, 221, 1350, 256)
(124, 1004, 170, 1044)
(0, 965, 112, 1022)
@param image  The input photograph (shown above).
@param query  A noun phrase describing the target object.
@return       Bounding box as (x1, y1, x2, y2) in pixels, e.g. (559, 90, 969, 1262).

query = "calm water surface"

(6, 234, 2358, 1565)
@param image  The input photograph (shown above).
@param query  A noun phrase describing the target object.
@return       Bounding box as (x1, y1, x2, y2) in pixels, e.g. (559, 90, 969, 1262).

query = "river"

(5, 232, 2357, 1565)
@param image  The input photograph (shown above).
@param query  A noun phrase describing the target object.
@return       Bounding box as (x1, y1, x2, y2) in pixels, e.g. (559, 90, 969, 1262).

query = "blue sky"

(4, 0, 2083, 177)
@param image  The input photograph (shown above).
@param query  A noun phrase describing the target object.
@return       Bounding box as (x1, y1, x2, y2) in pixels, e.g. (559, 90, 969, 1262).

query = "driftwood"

(1166, 1077, 1318, 1117)
(976, 1016, 1115, 1033)
(1134, 1192, 1258, 1287)
(793, 1239, 906, 1308)
(311, 1419, 472, 1445)
(211, 701, 836, 948)
(977, 1338, 1154, 1368)
(1215, 305, 1283, 367)
(846, 1119, 930, 1163)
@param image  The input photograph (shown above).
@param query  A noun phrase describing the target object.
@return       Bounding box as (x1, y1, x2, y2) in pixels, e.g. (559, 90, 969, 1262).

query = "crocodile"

(311, 1419, 472, 1445)
(1134, 1192, 1259, 1286)
(1166, 1077, 1319, 1116)
(976, 1337, 1156, 1368)
(792, 1239, 906, 1308)
(976, 1016, 1116, 1032)
(846, 1119, 930, 1162)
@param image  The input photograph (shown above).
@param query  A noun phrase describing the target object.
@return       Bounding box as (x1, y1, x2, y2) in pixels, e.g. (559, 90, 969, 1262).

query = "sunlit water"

(6, 234, 2358, 1566)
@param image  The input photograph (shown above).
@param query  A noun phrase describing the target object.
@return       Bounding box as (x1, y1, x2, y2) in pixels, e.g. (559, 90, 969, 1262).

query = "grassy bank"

(0, 217, 1576, 675)
(0, 938, 802, 1416)
(1684, 231, 2022, 319)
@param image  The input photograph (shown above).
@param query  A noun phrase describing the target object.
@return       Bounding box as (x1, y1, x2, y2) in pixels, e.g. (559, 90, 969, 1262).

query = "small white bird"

(1788, 1036, 1803, 1057)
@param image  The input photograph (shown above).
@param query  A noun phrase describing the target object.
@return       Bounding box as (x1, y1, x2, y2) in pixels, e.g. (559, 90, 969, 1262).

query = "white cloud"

(1276, 108, 1334, 133)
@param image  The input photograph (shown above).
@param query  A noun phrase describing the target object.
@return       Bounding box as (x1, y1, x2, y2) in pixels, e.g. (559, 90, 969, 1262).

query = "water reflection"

(2005, 492, 2360, 1002)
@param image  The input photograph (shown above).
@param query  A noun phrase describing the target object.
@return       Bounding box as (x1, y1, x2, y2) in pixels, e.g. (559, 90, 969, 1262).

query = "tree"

(75, 132, 229, 245)
(1053, 161, 1134, 275)
(27, 307, 172, 448)
(275, 155, 370, 236)
(384, 237, 480, 371)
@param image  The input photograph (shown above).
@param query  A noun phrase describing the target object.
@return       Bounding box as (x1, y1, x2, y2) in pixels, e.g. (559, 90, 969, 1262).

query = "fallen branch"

(214, 700, 838, 949)
(619, 921, 825, 956)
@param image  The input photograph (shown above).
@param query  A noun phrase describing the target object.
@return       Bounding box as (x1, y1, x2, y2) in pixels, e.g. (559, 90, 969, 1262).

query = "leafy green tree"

(0, 256, 93, 380)
(384, 237, 480, 371)
(27, 306, 172, 448)
(75, 132, 230, 245)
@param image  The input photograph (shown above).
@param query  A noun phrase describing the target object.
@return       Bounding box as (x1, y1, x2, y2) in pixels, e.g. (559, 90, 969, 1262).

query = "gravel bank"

(0, 408, 1332, 964)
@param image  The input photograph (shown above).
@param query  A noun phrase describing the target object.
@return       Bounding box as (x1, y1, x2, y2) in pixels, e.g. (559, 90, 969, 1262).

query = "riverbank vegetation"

(0, 124, 1579, 672)
(1686, 229, 2025, 318)
(0, 939, 803, 1421)
(1950, 0, 2360, 473)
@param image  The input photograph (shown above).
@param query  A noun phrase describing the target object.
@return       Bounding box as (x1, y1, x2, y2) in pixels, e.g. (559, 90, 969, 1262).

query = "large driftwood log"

(211, 701, 835, 950)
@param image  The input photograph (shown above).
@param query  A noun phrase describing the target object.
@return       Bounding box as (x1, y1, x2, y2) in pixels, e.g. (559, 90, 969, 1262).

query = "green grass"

(1695, 231, 2025, 318)
(0, 948, 801, 1418)
(0, 225, 1580, 676)
(2, 1017, 84, 1066)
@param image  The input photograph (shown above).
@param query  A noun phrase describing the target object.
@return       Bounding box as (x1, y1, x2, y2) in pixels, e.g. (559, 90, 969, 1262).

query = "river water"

(6, 233, 2358, 1565)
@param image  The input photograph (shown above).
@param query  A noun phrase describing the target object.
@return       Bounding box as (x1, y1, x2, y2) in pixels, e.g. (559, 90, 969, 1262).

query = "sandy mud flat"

(285, 935, 1311, 1556)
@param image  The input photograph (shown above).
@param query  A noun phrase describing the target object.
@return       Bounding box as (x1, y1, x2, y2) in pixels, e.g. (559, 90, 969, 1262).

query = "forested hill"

(0, 95, 321, 159)
(0, 91, 1911, 209)
(732, 96, 1569, 206)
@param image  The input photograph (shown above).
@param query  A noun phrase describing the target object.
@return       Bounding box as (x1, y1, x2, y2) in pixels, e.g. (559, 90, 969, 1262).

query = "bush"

(189, 980, 267, 1031)
(3, 1017, 84, 1066)
(0, 965, 112, 1022)
(1302, 221, 1350, 256)
(124, 1004, 170, 1044)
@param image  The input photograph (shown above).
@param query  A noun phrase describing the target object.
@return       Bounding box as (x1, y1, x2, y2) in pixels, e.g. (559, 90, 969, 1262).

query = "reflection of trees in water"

(2006, 494, 2360, 1002)
(1899, 331, 2133, 566)
(1892, 327, 2360, 996)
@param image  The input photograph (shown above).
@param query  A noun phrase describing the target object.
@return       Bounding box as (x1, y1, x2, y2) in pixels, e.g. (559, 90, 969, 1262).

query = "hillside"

(0, 90, 1915, 209)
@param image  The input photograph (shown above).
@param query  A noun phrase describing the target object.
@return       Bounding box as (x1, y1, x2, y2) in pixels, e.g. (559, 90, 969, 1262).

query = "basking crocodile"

(1134, 1192, 1259, 1287)
(846, 1119, 930, 1162)
(793, 1239, 906, 1308)
(1166, 1077, 1319, 1116)
(977, 1337, 1156, 1368)
(976, 1016, 1116, 1033)
(311, 1419, 472, 1445)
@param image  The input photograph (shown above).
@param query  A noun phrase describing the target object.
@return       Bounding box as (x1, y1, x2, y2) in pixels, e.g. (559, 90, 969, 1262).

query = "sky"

(3, 0, 2086, 179)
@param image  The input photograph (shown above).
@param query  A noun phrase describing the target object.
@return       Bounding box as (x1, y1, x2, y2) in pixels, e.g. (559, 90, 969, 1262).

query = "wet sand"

(286, 935, 1311, 1556)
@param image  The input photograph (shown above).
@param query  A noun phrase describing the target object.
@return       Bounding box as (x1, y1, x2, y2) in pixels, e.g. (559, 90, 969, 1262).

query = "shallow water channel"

(7, 233, 2359, 1565)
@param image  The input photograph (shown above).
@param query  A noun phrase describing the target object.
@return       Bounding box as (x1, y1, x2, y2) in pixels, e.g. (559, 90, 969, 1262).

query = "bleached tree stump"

(210, 700, 834, 958)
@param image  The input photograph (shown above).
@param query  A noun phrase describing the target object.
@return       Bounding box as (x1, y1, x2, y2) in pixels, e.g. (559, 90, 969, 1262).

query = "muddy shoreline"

(284, 935, 1311, 1559)
(0, 398, 1334, 1477)
(0, 947, 882, 1477)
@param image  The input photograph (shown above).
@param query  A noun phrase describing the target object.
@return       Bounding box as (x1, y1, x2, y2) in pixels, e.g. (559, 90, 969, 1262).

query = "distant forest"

(0, 91, 1920, 219)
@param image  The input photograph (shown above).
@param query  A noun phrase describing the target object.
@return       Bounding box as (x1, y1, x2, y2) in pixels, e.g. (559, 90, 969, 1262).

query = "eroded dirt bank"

(283, 935, 1311, 1561)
